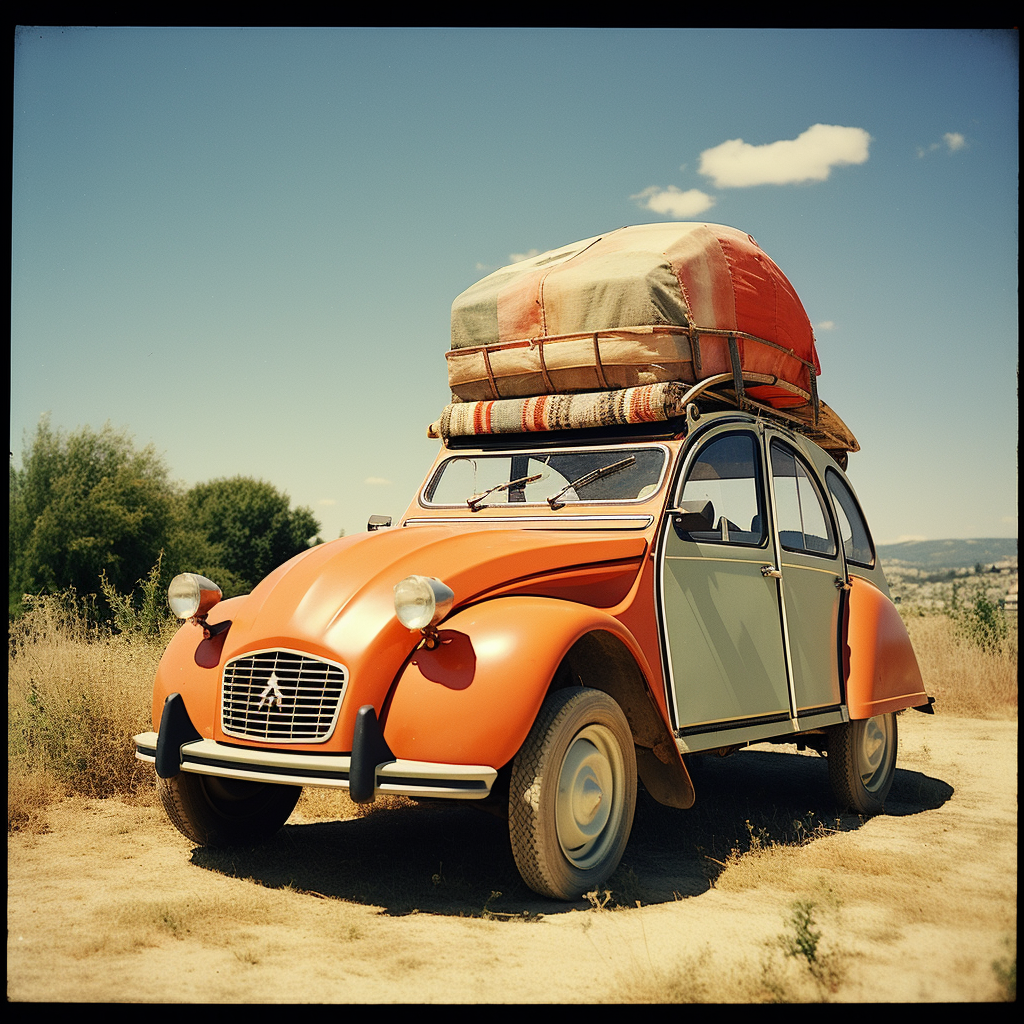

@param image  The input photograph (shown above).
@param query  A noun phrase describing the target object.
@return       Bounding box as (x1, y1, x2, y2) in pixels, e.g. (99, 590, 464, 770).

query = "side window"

(769, 440, 837, 558)
(826, 469, 876, 567)
(678, 432, 766, 545)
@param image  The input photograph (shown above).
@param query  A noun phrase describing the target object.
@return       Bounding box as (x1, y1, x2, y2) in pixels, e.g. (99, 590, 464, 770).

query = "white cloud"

(918, 131, 967, 157)
(364, 476, 392, 486)
(698, 124, 871, 188)
(317, 498, 337, 506)
(631, 185, 716, 218)
(508, 248, 541, 264)
(816, 320, 836, 332)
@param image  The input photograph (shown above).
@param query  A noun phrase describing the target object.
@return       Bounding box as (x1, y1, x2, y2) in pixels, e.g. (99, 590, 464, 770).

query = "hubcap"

(555, 725, 623, 869)
(859, 715, 893, 792)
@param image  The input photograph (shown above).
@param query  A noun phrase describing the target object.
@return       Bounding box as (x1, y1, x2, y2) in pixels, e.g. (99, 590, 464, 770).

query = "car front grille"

(221, 650, 348, 743)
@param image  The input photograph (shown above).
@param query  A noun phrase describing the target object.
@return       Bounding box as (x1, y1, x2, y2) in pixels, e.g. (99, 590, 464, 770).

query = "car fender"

(844, 576, 929, 718)
(150, 599, 248, 734)
(382, 594, 694, 807)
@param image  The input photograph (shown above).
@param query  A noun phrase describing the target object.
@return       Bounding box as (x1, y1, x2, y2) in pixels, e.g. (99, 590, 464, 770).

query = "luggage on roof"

(448, 222, 821, 411)
(437, 222, 857, 455)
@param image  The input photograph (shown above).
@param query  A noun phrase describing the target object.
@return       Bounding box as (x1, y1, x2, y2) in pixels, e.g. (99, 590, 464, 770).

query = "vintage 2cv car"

(135, 223, 932, 900)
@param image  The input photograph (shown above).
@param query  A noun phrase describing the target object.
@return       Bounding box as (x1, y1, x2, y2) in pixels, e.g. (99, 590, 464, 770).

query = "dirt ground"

(7, 712, 1016, 1003)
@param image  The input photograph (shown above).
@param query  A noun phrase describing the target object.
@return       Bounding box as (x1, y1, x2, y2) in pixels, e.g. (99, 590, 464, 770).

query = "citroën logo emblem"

(256, 672, 287, 712)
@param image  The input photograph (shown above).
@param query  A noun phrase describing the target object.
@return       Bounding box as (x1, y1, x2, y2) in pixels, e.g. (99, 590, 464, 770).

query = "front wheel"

(827, 713, 898, 815)
(509, 687, 637, 900)
(158, 772, 301, 846)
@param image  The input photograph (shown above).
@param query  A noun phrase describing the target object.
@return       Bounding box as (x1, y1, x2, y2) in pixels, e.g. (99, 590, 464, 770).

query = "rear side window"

(769, 440, 837, 558)
(826, 469, 876, 567)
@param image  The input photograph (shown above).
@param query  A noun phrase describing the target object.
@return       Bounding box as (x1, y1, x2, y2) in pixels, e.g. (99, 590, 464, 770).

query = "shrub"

(99, 555, 179, 640)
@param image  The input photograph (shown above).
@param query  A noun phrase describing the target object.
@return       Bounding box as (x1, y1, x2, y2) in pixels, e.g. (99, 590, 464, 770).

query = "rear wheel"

(509, 687, 637, 900)
(158, 772, 301, 846)
(827, 713, 898, 815)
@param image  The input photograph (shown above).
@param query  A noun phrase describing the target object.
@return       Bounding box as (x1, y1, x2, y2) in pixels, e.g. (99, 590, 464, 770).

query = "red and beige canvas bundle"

(447, 222, 821, 411)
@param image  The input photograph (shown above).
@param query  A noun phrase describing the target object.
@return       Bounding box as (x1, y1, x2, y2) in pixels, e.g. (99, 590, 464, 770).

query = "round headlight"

(393, 575, 454, 631)
(168, 573, 222, 620)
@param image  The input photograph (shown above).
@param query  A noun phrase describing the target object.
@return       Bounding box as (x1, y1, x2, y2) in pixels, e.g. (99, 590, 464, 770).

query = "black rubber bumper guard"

(152, 694, 396, 803)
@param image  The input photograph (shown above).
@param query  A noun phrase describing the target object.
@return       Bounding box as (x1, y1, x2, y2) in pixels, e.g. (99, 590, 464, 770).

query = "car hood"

(216, 524, 649, 666)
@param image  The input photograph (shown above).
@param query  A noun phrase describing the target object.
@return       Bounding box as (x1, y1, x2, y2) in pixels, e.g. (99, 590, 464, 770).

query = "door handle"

(760, 565, 782, 578)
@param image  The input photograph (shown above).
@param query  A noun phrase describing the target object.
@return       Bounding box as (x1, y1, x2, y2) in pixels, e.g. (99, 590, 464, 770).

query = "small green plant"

(780, 899, 823, 964)
(745, 818, 771, 852)
(993, 936, 1016, 1001)
(791, 812, 816, 844)
(775, 898, 845, 997)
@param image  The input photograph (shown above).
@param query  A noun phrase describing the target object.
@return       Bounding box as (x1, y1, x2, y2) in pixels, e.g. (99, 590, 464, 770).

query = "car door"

(765, 433, 844, 716)
(660, 425, 791, 733)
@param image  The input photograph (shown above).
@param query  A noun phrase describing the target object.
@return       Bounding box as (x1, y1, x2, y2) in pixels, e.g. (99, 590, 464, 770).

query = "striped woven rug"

(429, 382, 687, 439)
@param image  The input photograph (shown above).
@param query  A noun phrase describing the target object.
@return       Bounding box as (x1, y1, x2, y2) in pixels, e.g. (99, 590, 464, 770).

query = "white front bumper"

(134, 731, 498, 800)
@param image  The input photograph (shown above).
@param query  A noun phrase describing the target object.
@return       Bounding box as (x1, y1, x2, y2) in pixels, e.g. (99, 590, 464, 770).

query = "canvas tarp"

(448, 222, 822, 411)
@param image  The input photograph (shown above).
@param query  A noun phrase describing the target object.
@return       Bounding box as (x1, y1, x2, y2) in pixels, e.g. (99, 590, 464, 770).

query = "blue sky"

(11, 27, 1018, 545)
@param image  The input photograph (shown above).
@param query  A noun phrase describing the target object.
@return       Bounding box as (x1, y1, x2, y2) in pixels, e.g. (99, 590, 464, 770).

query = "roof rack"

(679, 372, 859, 456)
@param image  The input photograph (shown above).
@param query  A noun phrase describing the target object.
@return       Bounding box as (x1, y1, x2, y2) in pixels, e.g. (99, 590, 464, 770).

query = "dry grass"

(295, 788, 414, 821)
(901, 612, 1017, 718)
(611, 946, 738, 1003)
(609, 895, 851, 1003)
(710, 827, 969, 925)
(70, 892, 294, 960)
(7, 593, 169, 830)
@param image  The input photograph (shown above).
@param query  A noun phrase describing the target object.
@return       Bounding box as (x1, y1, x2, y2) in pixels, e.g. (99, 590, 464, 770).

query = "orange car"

(135, 396, 932, 900)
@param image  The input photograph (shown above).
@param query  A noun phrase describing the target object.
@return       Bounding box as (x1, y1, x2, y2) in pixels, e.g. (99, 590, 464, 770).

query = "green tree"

(184, 476, 321, 592)
(10, 417, 176, 606)
(10, 419, 323, 614)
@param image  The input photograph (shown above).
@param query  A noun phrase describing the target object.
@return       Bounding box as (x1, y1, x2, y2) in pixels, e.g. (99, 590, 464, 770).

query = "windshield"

(424, 447, 668, 509)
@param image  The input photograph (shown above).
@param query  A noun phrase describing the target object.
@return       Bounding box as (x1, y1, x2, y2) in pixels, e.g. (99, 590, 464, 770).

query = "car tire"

(827, 713, 898, 815)
(157, 772, 301, 847)
(509, 687, 637, 900)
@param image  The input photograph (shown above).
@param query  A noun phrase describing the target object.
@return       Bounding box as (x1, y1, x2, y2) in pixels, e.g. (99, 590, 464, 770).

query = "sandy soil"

(7, 713, 1016, 1003)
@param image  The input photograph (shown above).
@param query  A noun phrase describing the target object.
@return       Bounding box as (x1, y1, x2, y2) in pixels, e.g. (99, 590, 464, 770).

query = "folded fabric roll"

(429, 382, 689, 439)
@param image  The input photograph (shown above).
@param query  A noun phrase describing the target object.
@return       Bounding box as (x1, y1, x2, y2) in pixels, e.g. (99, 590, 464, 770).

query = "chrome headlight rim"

(168, 572, 223, 621)
(393, 574, 455, 632)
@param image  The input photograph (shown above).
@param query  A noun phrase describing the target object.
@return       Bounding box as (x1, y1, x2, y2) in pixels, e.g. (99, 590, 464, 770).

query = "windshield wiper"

(547, 456, 637, 510)
(466, 473, 543, 512)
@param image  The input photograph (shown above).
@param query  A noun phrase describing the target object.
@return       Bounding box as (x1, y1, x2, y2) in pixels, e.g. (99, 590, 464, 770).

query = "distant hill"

(876, 538, 1017, 570)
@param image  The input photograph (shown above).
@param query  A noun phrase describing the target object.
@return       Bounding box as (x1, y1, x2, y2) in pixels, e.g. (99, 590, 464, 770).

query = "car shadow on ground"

(189, 746, 953, 919)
